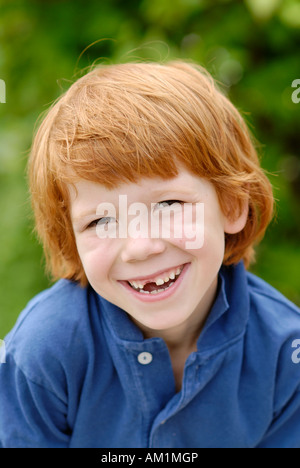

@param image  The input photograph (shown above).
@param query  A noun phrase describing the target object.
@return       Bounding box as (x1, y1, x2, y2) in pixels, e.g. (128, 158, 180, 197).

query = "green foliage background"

(0, 0, 299, 336)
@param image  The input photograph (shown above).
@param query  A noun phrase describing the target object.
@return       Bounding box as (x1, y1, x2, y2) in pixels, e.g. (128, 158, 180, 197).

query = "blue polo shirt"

(1, 262, 300, 448)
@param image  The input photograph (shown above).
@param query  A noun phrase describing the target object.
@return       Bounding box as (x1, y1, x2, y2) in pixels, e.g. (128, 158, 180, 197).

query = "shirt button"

(137, 352, 153, 365)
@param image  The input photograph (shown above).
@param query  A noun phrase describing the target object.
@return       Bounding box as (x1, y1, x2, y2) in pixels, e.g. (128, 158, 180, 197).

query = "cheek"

(167, 206, 225, 260)
(75, 237, 116, 283)
(162, 205, 205, 250)
(200, 211, 226, 261)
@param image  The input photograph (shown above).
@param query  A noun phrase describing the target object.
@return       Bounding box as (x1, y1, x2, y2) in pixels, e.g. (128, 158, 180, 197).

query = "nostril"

(121, 238, 166, 263)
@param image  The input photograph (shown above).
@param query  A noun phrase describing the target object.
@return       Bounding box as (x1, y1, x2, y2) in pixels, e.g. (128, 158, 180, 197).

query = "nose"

(121, 237, 166, 263)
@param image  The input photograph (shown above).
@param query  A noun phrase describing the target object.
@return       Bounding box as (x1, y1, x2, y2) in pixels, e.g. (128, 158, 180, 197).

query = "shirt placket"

(119, 338, 177, 446)
(148, 352, 203, 447)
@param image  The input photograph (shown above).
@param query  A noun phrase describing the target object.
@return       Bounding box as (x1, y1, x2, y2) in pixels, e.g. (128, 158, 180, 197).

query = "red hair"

(28, 60, 274, 286)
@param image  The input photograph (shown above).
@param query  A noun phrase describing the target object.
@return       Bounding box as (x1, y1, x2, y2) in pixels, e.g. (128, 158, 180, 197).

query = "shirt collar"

(96, 261, 250, 351)
(196, 261, 250, 354)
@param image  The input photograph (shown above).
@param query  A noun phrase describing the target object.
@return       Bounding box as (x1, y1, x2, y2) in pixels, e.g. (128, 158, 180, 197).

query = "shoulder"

(246, 271, 300, 336)
(5, 280, 99, 387)
(7, 279, 91, 347)
(245, 271, 300, 404)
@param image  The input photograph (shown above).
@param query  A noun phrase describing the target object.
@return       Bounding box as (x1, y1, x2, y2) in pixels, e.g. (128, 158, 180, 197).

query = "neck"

(142, 321, 201, 353)
(134, 276, 219, 353)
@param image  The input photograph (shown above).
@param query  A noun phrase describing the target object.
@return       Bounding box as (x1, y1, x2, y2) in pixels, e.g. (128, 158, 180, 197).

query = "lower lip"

(118, 263, 190, 303)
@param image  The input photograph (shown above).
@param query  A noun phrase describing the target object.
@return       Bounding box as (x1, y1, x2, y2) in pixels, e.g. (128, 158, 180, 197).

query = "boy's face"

(70, 167, 245, 336)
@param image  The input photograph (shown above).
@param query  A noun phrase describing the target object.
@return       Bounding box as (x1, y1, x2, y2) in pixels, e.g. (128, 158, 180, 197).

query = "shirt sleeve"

(0, 353, 70, 448)
(256, 387, 300, 448)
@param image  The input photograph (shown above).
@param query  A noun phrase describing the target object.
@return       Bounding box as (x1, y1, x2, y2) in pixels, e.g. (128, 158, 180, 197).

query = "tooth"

(139, 289, 149, 294)
(155, 278, 164, 286)
(130, 266, 183, 291)
(150, 290, 160, 294)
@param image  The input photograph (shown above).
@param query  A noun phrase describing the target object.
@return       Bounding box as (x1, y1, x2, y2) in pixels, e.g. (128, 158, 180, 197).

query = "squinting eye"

(154, 200, 183, 210)
(87, 217, 116, 229)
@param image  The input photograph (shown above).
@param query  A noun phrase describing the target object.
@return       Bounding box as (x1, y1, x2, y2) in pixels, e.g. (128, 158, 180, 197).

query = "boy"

(0, 60, 300, 448)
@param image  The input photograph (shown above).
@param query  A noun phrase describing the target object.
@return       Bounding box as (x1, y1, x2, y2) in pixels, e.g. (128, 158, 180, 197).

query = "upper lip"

(123, 263, 186, 283)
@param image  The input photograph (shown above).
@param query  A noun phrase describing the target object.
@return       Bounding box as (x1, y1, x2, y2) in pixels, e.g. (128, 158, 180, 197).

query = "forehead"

(69, 167, 212, 202)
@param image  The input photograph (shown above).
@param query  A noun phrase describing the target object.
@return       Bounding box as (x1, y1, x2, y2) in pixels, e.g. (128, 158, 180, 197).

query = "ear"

(224, 200, 249, 235)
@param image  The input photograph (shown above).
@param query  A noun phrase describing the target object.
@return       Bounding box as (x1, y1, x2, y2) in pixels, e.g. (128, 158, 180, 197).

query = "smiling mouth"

(126, 265, 185, 295)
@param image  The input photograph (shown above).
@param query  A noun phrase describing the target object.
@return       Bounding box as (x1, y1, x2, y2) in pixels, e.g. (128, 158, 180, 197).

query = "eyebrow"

(143, 177, 194, 192)
(72, 209, 99, 224)
(149, 185, 199, 199)
(151, 188, 194, 197)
